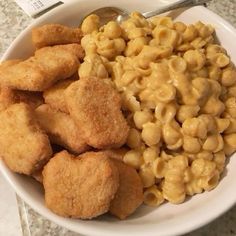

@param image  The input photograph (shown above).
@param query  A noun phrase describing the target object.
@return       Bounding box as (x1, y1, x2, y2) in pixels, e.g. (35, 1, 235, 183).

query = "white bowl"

(1, 1, 236, 236)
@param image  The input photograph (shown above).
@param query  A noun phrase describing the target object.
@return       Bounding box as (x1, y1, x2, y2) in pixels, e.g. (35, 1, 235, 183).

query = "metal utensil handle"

(143, 0, 211, 18)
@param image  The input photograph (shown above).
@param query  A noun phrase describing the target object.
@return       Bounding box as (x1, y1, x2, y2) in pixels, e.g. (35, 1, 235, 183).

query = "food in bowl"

(0, 10, 236, 221)
(79, 12, 236, 205)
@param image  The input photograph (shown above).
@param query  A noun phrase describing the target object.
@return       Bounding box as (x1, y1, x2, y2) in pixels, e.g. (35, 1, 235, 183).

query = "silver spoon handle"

(143, 0, 211, 18)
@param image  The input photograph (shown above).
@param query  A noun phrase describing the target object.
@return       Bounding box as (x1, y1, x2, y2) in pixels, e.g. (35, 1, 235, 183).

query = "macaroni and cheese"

(80, 12, 236, 206)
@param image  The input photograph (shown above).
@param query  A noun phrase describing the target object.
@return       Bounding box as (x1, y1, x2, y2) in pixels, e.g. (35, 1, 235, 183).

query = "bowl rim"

(1, 2, 236, 236)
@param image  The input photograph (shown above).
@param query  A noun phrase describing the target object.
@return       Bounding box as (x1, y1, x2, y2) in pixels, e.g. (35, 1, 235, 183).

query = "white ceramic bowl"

(1, 1, 236, 236)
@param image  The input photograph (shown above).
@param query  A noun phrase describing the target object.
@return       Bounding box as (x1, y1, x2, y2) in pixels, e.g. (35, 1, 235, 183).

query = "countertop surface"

(0, 0, 236, 235)
(0, 172, 22, 236)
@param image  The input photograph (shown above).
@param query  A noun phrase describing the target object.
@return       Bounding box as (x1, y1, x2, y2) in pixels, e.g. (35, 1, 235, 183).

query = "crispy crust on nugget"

(0, 44, 84, 91)
(35, 104, 89, 154)
(43, 79, 75, 113)
(32, 24, 83, 48)
(43, 151, 119, 219)
(13, 91, 44, 109)
(0, 103, 52, 175)
(109, 159, 143, 219)
(0, 59, 22, 68)
(100, 148, 128, 161)
(65, 78, 129, 149)
(0, 86, 15, 112)
(0, 87, 43, 111)
(0, 61, 44, 111)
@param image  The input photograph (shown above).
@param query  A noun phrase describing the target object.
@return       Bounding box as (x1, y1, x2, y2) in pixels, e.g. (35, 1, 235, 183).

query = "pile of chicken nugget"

(0, 24, 143, 220)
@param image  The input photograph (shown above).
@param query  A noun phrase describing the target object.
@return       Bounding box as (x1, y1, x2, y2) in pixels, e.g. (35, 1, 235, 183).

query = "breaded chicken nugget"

(43, 78, 75, 113)
(43, 151, 119, 219)
(0, 44, 84, 91)
(65, 78, 129, 149)
(0, 87, 43, 112)
(35, 104, 89, 154)
(100, 148, 128, 161)
(0, 62, 20, 111)
(0, 86, 15, 111)
(0, 59, 21, 68)
(32, 24, 83, 48)
(0, 103, 52, 175)
(13, 91, 44, 109)
(0, 61, 26, 111)
(109, 159, 143, 219)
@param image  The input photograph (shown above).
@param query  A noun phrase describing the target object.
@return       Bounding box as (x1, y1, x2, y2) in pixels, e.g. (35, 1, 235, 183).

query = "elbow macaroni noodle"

(81, 12, 236, 207)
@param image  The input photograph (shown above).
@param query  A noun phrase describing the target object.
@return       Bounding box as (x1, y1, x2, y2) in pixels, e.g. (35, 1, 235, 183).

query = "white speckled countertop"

(0, 0, 236, 235)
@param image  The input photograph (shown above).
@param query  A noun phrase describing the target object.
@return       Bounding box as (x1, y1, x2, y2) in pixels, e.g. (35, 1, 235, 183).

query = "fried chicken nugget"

(43, 78, 75, 113)
(109, 159, 143, 219)
(0, 103, 52, 175)
(43, 151, 119, 219)
(13, 91, 44, 109)
(0, 44, 84, 91)
(0, 86, 15, 111)
(0, 61, 22, 111)
(35, 104, 89, 154)
(100, 148, 128, 161)
(0, 87, 43, 112)
(32, 24, 83, 48)
(0, 59, 22, 68)
(65, 78, 129, 149)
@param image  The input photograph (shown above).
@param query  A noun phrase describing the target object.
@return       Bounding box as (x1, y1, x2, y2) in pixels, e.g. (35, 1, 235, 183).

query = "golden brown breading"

(43, 79, 75, 113)
(32, 24, 83, 48)
(0, 44, 84, 91)
(0, 59, 22, 68)
(65, 78, 130, 149)
(35, 104, 89, 154)
(13, 91, 44, 109)
(100, 148, 128, 161)
(0, 61, 31, 111)
(0, 103, 52, 175)
(109, 159, 143, 219)
(0, 86, 15, 112)
(0, 87, 43, 112)
(43, 151, 119, 219)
